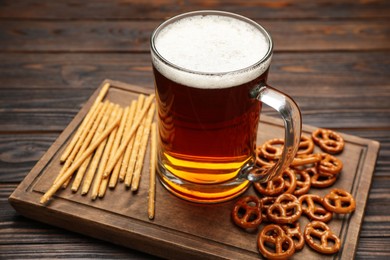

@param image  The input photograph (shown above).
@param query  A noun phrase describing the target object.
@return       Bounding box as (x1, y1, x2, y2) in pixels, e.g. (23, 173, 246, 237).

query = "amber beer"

(151, 11, 274, 202)
(153, 68, 268, 178)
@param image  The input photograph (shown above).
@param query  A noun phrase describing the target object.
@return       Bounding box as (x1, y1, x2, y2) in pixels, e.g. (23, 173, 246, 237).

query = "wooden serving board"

(9, 80, 380, 259)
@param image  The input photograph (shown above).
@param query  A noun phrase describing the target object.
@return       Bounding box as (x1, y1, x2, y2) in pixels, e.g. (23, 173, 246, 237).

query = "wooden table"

(1, 1, 389, 259)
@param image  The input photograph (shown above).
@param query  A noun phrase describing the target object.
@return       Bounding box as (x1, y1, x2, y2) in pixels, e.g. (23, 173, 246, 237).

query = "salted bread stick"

(101, 104, 123, 180)
(70, 101, 110, 192)
(131, 103, 156, 191)
(60, 100, 100, 163)
(90, 104, 119, 199)
(60, 83, 109, 162)
(124, 96, 146, 186)
(107, 105, 130, 188)
(98, 105, 123, 198)
(148, 123, 157, 220)
(118, 100, 139, 181)
(54, 101, 105, 185)
(63, 100, 113, 189)
(109, 102, 135, 187)
(119, 98, 142, 182)
(40, 108, 121, 204)
(81, 103, 114, 195)
(103, 94, 155, 178)
(104, 105, 130, 180)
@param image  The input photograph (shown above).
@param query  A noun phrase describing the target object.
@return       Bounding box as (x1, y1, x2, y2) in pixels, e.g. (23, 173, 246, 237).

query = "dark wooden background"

(0, 0, 389, 259)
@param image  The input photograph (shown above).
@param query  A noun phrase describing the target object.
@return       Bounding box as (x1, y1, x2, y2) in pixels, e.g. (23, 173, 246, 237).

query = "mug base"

(156, 161, 251, 203)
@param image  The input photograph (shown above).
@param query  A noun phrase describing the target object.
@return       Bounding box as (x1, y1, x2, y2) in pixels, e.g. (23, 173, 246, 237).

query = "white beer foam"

(152, 14, 272, 89)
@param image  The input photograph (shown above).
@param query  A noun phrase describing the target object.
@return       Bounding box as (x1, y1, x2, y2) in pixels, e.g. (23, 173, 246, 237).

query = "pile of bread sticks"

(40, 83, 157, 220)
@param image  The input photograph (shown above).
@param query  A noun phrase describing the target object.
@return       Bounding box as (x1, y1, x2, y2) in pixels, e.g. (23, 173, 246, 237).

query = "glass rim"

(150, 10, 274, 76)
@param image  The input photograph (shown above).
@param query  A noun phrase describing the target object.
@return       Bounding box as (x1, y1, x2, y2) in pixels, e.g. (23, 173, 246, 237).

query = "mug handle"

(243, 83, 302, 183)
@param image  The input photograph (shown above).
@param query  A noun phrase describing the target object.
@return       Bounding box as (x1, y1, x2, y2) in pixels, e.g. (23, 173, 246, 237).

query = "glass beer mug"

(150, 10, 302, 203)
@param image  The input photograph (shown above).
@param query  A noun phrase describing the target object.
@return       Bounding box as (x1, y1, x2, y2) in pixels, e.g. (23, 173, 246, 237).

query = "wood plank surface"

(1, 20, 389, 52)
(1, 53, 388, 89)
(0, 52, 388, 130)
(1, 86, 389, 131)
(8, 81, 380, 259)
(1, 0, 389, 259)
(0, 0, 389, 19)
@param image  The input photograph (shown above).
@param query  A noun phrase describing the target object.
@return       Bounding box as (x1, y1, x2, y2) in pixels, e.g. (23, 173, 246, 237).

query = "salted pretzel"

(260, 135, 314, 161)
(306, 167, 338, 188)
(260, 196, 276, 222)
(267, 194, 302, 224)
(291, 153, 321, 167)
(297, 134, 315, 156)
(323, 189, 356, 214)
(312, 128, 344, 154)
(293, 169, 311, 196)
(299, 194, 333, 223)
(281, 168, 297, 194)
(260, 138, 284, 160)
(304, 221, 341, 254)
(258, 224, 295, 259)
(282, 222, 305, 251)
(232, 195, 262, 229)
(254, 175, 285, 196)
(318, 153, 343, 176)
(256, 145, 277, 167)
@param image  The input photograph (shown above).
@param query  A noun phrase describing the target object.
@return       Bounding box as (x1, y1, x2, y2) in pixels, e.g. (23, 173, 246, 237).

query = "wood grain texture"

(0, 134, 58, 183)
(0, 20, 388, 52)
(1, 0, 389, 258)
(0, 0, 389, 19)
(8, 81, 380, 260)
(1, 52, 388, 90)
(0, 52, 388, 130)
